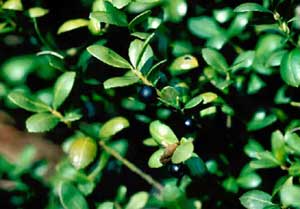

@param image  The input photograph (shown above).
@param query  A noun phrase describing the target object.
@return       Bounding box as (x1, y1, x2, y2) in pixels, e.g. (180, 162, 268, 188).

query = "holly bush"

(1, 0, 300, 208)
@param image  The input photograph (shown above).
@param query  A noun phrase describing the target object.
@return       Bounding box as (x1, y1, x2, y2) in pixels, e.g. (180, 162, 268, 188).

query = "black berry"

(168, 163, 185, 178)
(184, 118, 194, 128)
(138, 85, 156, 103)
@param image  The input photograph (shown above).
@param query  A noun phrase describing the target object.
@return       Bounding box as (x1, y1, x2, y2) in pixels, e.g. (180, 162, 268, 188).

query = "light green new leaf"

(244, 139, 264, 158)
(99, 116, 130, 140)
(26, 113, 60, 133)
(237, 172, 262, 189)
(234, 3, 272, 13)
(148, 149, 164, 168)
(28, 7, 49, 18)
(111, 0, 131, 9)
(202, 48, 229, 73)
(184, 94, 203, 109)
(169, 55, 199, 75)
(2, 0, 23, 11)
(58, 181, 89, 209)
(149, 120, 179, 145)
(172, 141, 194, 164)
(57, 19, 89, 34)
(188, 16, 222, 39)
(240, 190, 274, 209)
(285, 132, 300, 154)
(103, 75, 139, 89)
(97, 202, 114, 209)
(8, 91, 50, 112)
(250, 151, 280, 169)
(128, 39, 153, 70)
(280, 185, 300, 208)
(53, 72, 76, 109)
(288, 162, 300, 176)
(87, 45, 132, 69)
(271, 130, 286, 164)
(125, 191, 149, 209)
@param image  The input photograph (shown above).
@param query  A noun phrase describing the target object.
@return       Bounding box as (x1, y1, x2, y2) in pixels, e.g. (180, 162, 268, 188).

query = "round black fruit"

(184, 118, 194, 128)
(168, 163, 185, 178)
(138, 85, 156, 103)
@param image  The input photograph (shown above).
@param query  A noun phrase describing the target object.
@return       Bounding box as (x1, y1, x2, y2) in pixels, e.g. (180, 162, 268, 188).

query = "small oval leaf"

(57, 19, 89, 34)
(148, 149, 164, 168)
(99, 116, 130, 140)
(280, 48, 300, 87)
(171, 141, 194, 164)
(28, 7, 49, 18)
(26, 113, 60, 133)
(125, 191, 149, 209)
(149, 120, 179, 145)
(234, 3, 272, 13)
(169, 55, 199, 75)
(2, 0, 23, 11)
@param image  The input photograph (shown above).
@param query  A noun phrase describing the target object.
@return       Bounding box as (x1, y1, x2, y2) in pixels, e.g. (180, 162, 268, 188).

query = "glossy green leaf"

(169, 55, 199, 75)
(280, 185, 300, 208)
(162, 185, 186, 208)
(87, 45, 132, 69)
(227, 13, 250, 37)
(149, 120, 179, 145)
(89, 2, 128, 27)
(128, 10, 151, 31)
(201, 92, 218, 104)
(111, 0, 131, 9)
(99, 116, 130, 140)
(240, 190, 274, 209)
(266, 50, 287, 67)
(28, 7, 49, 18)
(280, 48, 300, 87)
(234, 3, 272, 13)
(185, 155, 207, 178)
(202, 48, 229, 73)
(250, 151, 280, 169)
(247, 111, 277, 131)
(244, 139, 264, 158)
(159, 86, 180, 108)
(68, 137, 97, 170)
(200, 106, 217, 117)
(2, 0, 23, 11)
(57, 19, 89, 34)
(284, 132, 300, 154)
(8, 91, 50, 112)
(231, 51, 255, 72)
(128, 39, 153, 70)
(148, 149, 164, 168)
(58, 181, 89, 209)
(247, 73, 266, 95)
(271, 130, 286, 164)
(237, 172, 262, 189)
(222, 177, 239, 193)
(97, 202, 114, 209)
(184, 94, 203, 109)
(103, 75, 139, 89)
(125, 191, 149, 209)
(143, 137, 159, 146)
(163, 0, 187, 23)
(188, 16, 222, 39)
(26, 113, 60, 133)
(53, 72, 76, 109)
(172, 141, 194, 164)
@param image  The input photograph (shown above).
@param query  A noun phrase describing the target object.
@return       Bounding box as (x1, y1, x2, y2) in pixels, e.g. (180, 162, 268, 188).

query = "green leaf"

(58, 181, 89, 209)
(200, 106, 217, 117)
(185, 155, 207, 178)
(227, 13, 250, 37)
(237, 172, 262, 189)
(188, 16, 223, 39)
(2, 0, 23, 11)
(250, 151, 280, 169)
(163, 0, 187, 23)
(53, 72, 76, 109)
(201, 92, 218, 104)
(240, 190, 274, 209)
(234, 3, 272, 13)
(8, 91, 50, 112)
(202, 48, 229, 73)
(244, 139, 264, 158)
(68, 137, 97, 170)
(222, 177, 239, 193)
(280, 185, 300, 208)
(247, 74, 266, 95)
(271, 130, 286, 164)
(103, 75, 139, 89)
(231, 51, 255, 72)
(87, 45, 132, 69)
(99, 116, 130, 140)
(149, 120, 179, 145)
(284, 132, 300, 154)
(27, 7, 49, 18)
(172, 141, 194, 164)
(111, 0, 131, 9)
(162, 185, 186, 208)
(280, 48, 300, 87)
(148, 149, 164, 168)
(288, 162, 300, 176)
(89, 2, 128, 27)
(128, 39, 153, 70)
(125, 191, 149, 209)
(128, 10, 151, 31)
(143, 137, 159, 146)
(159, 86, 180, 108)
(184, 94, 203, 109)
(169, 55, 199, 75)
(97, 202, 114, 209)
(57, 19, 89, 34)
(247, 111, 277, 131)
(26, 113, 60, 133)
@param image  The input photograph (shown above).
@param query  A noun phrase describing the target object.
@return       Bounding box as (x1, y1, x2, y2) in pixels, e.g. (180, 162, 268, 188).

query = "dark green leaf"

(247, 111, 277, 131)
(202, 48, 229, 73)
(58, 181, 89, 209)
(128, 10, 151, 31)
(8, 91, 50, 112)
(234, 3, 272, 13)
(26, 113, 60, 133)
(280, 48, 300, 87)
(239, 190, 274, 209)
(222, 177, 239, 193)
(53, 72, 76, 109)
(87, 45, 132, 69)
(185, 155, 207, 178)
